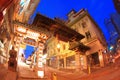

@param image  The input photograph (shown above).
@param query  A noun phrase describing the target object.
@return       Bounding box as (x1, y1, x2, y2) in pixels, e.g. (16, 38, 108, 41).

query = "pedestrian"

(29, 54, 32, 68)
(21, 53, 25, 62)
(8, 46, 17, 71)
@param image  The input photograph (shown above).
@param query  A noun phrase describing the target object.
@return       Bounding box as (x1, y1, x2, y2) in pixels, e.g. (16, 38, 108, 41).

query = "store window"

(59, 59, 64, 68)
(85, 31, 91, 39)
(81, 22, 87, 28)
(66, 55, 75, 67)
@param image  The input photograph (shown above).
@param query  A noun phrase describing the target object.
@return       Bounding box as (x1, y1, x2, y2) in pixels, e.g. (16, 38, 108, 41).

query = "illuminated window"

(18, 0, 25, 14)
(17, 27, 26, 33)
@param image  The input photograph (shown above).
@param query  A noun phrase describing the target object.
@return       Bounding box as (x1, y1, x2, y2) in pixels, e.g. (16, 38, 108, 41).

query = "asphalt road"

(9, 58, 120, 80)
(45, 58, 120, 80)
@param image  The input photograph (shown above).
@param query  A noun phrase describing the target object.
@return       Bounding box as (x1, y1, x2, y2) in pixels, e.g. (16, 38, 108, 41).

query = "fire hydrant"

(88, 65, 91, 74)
(53, 73, 57, 80)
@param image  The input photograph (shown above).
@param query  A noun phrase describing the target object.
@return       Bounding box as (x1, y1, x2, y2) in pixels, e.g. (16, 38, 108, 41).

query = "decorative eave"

(69, 42, 90, 54)
(13, 20, 51, 37)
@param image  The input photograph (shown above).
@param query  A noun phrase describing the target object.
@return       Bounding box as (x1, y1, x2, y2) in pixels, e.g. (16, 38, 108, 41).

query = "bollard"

(53, 73, 57, 80)
(88, 65, 91, 74)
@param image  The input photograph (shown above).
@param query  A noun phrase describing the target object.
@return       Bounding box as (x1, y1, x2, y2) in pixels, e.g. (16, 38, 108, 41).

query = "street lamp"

(57, 43, 60, 69)
(57, 43, 60, 49)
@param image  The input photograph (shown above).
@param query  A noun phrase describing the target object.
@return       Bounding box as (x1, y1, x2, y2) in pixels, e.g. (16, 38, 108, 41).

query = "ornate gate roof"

(32, 13, 84, 42)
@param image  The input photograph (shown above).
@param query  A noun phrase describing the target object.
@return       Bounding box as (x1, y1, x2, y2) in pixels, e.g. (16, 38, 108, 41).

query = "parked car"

(26, 56, 32, 65)
(26, 59, 31, 65)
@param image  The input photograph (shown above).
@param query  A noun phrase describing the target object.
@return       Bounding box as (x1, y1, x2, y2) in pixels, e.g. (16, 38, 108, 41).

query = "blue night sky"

(32, 0, 117, 41)
(25, 45, 34, 59)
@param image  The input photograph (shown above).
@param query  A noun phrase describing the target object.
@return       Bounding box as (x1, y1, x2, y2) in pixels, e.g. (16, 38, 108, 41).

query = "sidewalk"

(17, 62, 47, 80)
(18, 62, 37, 78)
(0, 63, 17, 80)
(47, 67, 87, 80)
(46, 59, 120, 80)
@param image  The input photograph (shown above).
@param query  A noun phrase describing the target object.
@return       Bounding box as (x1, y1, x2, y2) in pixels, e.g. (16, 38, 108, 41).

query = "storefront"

(0, 25, 11, 64)
(59, 58, 64, 68)
(87, 52, 100, 67)
(66, 55, 75, 69)
(50, 56, 57, 68)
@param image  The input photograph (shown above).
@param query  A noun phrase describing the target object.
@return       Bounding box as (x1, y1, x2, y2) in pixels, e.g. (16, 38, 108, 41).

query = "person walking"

(8, 46, 17, 71)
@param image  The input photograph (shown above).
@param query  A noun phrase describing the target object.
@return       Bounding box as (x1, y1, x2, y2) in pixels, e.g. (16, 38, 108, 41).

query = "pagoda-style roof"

(32, 13, 84, 42)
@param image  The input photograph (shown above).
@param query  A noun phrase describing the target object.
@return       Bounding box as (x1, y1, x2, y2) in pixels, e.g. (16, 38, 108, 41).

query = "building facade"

(113, 0, 120, 14)
(111, 13, 120, 36)
(0, 0, 40, 64)
(104, 18, 119, 52)
(0, 0, 18, 64)
(46, 36, 74, 69)
(46, 9, 107, 71)
(14, 0, 40, 23)
(104, 13, 120, 58)
(66, 9, 107, 68)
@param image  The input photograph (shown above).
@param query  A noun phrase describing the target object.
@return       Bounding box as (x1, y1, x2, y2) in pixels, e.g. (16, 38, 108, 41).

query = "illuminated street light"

(109, 45, 114, 50)
(57, 43, 60, 49)
(57, 42, 60, 69)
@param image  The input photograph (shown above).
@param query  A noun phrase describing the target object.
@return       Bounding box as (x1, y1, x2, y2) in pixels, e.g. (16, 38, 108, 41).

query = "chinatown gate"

(13, 25, 47, 70)
(12, 13, 90, 73)
(13, 21, 49, 72)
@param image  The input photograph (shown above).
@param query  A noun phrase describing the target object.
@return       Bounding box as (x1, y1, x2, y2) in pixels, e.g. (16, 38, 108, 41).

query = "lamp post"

(57, 43, 60, 49)
(57, 43, 60, 69)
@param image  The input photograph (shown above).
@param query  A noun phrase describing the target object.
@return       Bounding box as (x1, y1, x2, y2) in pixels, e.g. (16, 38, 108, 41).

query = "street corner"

(5, 70, 17, 80)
